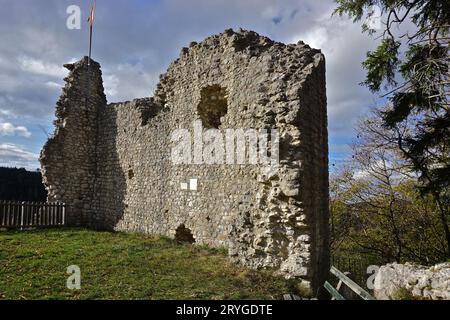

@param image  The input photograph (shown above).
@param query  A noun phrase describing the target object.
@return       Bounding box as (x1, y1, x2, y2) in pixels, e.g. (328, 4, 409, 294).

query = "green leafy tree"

(330, 111, 448, 264)
(334, 0, 450, 257)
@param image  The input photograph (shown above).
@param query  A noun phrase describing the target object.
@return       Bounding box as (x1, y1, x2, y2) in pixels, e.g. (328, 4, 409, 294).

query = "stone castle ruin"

(40, 29, 330, 293)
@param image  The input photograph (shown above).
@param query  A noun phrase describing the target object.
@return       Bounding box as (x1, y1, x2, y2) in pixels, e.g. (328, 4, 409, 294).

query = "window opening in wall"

(197, 85, 228, 129)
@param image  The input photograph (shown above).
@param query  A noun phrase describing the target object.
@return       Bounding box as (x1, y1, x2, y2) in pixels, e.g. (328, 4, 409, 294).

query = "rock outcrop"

(374, 263, 450, 300)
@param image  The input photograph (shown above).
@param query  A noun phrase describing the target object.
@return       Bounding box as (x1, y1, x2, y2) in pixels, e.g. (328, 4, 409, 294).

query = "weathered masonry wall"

(41, 29, 329, 293)
(40, 58, 106, 226)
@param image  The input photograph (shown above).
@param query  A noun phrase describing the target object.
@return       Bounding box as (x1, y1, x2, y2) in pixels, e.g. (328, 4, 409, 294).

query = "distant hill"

(0, 167, 47, 201)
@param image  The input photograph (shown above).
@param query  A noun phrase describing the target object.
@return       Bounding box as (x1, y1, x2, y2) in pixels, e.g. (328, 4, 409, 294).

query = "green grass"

(392, 287, 415, 300)
(0, 228, 302, 300)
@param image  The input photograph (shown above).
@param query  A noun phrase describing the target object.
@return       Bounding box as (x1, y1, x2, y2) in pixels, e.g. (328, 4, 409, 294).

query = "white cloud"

(0, 109, 14, 118)
(103, 64, 159, 102)
(287, 8, 380, 143)
(0, 86, 56, 120)
(103, 74, 120, 98)
(0, 143, 39, 170)
(18, 56, 68, 78)
(292, 26, 329, 50)
(0, 122, 31, 138)
(261, 5, 281, 20)
(45, 81, 62, 89)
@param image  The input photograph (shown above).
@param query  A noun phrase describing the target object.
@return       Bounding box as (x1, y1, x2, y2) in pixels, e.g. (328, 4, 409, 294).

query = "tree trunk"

(433, 192, 450, 259)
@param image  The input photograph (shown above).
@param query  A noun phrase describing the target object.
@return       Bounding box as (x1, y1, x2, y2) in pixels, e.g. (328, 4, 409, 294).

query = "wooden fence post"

(62, 203, 66, 226)
(20, 201, 25, 230)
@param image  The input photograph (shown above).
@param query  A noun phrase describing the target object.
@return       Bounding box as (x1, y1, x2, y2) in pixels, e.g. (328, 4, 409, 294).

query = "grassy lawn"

(0, 228, 302, 300)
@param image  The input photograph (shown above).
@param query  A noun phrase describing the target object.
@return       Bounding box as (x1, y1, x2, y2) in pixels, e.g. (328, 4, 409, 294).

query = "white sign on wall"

(180, 178, 198, 191)
(189, 179, 198, 191)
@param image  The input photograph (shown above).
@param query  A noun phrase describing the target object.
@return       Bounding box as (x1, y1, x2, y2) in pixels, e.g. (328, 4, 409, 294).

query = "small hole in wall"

(128, 169, 134, 179)
(206, 216, 211, 222)
(175, 224, 196, 244)
(197, 85, 228, 129)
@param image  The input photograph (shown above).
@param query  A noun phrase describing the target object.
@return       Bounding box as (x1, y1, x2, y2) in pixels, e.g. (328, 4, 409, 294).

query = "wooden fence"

(0, 201, 66, 229)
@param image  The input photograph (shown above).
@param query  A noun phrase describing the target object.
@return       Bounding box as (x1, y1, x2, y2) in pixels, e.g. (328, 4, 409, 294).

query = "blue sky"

(0, 0, 383, 170)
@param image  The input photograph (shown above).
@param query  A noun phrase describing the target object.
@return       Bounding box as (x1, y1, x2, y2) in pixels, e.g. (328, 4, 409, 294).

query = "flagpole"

(88, 1, 95, 67)
(86, 1, 95, 109)
(86, 2, 94, 110)
(88, 23, 93, 66)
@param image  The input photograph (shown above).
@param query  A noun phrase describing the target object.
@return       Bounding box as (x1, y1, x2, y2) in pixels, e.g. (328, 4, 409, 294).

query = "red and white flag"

(88, 1, 96, 27)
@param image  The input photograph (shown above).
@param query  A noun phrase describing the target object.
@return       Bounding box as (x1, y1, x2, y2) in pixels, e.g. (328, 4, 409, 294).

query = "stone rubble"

(374, 263, 450, 300)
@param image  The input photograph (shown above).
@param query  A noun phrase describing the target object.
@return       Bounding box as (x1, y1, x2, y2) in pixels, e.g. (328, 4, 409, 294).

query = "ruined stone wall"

(92, 98, 171, 232)
(41, 57, 106, 226)
(41, 29, 329, 293)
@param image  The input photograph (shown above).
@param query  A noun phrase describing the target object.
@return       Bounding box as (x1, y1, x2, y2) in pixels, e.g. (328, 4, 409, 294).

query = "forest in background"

(330, 111, 448, 269)
(331, 0, 449, 278)
(0, 167, 47, 202)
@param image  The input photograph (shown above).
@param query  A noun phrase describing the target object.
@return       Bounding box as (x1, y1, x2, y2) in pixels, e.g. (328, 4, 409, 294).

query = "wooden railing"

(331, 255, 374, 288)
(0, 201, 66, 229)
(324, 266, 375, 300)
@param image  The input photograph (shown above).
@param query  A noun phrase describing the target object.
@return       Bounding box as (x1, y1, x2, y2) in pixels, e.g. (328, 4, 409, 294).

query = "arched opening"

(175, 224, 196, 244)
(197, 85, 228, 128)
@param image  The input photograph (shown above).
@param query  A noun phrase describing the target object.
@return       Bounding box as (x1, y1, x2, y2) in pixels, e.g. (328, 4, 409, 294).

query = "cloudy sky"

(0, 0, 383, 170)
